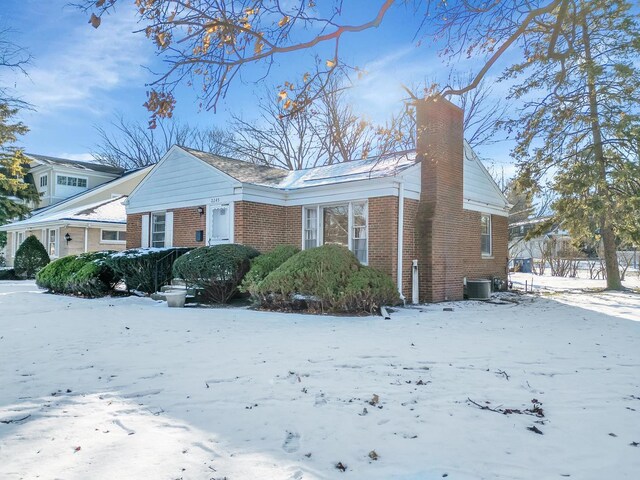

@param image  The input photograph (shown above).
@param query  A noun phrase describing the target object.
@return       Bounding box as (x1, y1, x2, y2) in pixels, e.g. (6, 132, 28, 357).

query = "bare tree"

(93, 115, 235, 169)
(230, 74, 404, 170)
(229, 94, 323, 170)
(0, 28, 31, 108)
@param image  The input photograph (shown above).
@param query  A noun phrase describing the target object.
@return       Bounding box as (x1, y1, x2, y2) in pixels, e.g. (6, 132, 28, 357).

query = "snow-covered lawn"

(1, 280, 639, 479)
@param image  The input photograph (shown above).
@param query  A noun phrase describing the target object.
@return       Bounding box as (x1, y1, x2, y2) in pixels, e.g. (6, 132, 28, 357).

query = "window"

(57, 176, 87, 188)
(211, 205, 230, 242)
(304, 207, 318, 249)
(303, 201, 368, 264)
(351, 202, 368, 263)
(14, 231, 24, 257)
(40, 176, 47, 188)
(481, 214, 492, 256)
(151, 213, 166, 248)
(47, 229, 57, 257)
(101, 230, 126, 242)
(323, 205, 349, 247)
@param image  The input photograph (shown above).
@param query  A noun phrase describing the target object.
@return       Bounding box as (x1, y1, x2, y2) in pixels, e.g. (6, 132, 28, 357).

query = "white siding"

(463, 142, 510, 216)
(127, 148, 239, 213)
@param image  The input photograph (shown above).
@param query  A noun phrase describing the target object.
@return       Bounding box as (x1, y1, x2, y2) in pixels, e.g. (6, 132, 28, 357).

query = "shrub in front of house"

(106, 247, 191, 294)
(254, 244, 399, 314)
(338, 265, 400, 314)
(239, 245, 300, 297)
(172, 244, 260, 303)
(14, 235, 50, 278)
(0, 268, 18, 280)
(36, 251, 120, 297)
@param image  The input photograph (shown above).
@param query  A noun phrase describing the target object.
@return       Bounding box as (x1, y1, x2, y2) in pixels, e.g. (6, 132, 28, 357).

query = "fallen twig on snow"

(0, 414, 31, 424)
(467, 398, 545, 417)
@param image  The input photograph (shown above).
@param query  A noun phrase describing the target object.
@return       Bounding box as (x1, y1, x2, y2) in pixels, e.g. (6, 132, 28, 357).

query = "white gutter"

(396, 181, 405, 302)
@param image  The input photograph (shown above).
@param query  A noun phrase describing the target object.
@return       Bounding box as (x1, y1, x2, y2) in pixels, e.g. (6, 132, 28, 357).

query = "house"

(509, 216, 572, 260)
(125, 98, 509, 303)
(24, 154, 124, 209)
(1, 166, 152, 265)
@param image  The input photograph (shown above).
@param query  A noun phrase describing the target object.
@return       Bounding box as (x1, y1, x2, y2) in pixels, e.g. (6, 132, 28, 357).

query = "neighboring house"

(126, 98, 510, 302)
(1, 167, 152, 266)
(25, 154, 124, 209)
(509, 217, 571, 259)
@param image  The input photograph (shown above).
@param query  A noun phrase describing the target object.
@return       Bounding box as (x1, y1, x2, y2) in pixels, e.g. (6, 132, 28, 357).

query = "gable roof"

(181, 146, 417, 190)
(29, 166, 152, 217)
(2, 196, 127, 229)
(26, 153, 125, 175)
(181, 147, 289, 185)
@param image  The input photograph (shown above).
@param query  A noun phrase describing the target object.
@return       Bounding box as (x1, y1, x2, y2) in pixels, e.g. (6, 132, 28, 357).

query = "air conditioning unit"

(466, 279, 491, 300)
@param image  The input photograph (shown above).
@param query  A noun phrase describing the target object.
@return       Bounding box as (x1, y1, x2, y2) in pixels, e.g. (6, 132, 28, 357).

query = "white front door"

(209, 204, 231, 245)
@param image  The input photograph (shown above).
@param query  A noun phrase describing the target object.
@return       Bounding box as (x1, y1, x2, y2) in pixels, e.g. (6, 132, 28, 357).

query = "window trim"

(302, 200, 369, 265)
(39, 175, 48, 188)
(151, 212, 167, 248)
(100, 229, 126, 244)
(481, 213, 492, 258)
(13, 231, 25, 257)
(46, 228, 59, 258)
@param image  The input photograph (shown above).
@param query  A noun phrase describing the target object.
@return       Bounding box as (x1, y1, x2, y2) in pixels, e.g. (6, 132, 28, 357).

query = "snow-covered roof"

(275, 151, 416, 189)
(2, 196, 127, 229)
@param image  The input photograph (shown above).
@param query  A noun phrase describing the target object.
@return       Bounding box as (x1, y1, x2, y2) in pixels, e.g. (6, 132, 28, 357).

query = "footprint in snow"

(283, 431, 301, 453)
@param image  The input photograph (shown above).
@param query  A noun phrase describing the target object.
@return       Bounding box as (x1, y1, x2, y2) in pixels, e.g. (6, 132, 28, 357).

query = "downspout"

(84, 227, 89, 253)
(396, 181, 405, 304)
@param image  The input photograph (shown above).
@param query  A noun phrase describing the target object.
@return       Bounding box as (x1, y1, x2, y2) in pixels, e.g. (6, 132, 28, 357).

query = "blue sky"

(1, 0, 517, 176)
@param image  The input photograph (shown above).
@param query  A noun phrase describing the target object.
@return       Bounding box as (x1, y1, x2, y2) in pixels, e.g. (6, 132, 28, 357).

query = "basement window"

(481, 214, 492, 257)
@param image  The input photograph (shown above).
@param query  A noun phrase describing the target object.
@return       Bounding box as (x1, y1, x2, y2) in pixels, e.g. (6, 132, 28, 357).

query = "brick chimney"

(415, 96, 465, 302)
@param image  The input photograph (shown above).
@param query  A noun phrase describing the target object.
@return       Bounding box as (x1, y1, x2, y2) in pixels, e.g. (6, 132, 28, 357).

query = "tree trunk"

(581, 8, 622, 290)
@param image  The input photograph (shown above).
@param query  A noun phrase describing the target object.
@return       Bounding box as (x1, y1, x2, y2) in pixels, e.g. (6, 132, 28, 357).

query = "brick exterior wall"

(368, 196, 398, 281)
(172, 206, 207, 247)
(234, 201, 301, 253)
(461, 211, 508, 282)
(127, 213, 143, 249)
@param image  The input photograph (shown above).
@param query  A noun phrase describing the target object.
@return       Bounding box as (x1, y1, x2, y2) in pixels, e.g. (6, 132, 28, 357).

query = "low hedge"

(0, 268, 17, 280)
(14, 235, 50, 278)
(240, 245, 300, 297)
(36, 251, 120, 297)
(254, 244, 399, 314)
(172, 244, 260, 303)
(106, 248, 190, 294)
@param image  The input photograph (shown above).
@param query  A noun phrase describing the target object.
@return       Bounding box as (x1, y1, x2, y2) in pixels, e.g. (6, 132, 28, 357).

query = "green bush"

(172, 244, 260, 303)
(255, 244, 399, 314)
(0, 268, 17, 280)
(339, 266, 400, 314)
(240, 245, 300, 296)
(14, 235, 50, 278)
(36, 251, 120, 297)
(256, 244, 358, 312)
(106, 248, 190, 294)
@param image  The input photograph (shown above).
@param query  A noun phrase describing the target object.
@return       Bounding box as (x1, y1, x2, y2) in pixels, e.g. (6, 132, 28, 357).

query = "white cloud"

(347, 45, 439, 123)
(12, 10, 152, 115)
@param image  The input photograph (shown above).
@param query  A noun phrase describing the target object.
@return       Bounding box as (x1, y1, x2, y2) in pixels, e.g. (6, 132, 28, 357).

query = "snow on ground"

(1, 280, 639, 480)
